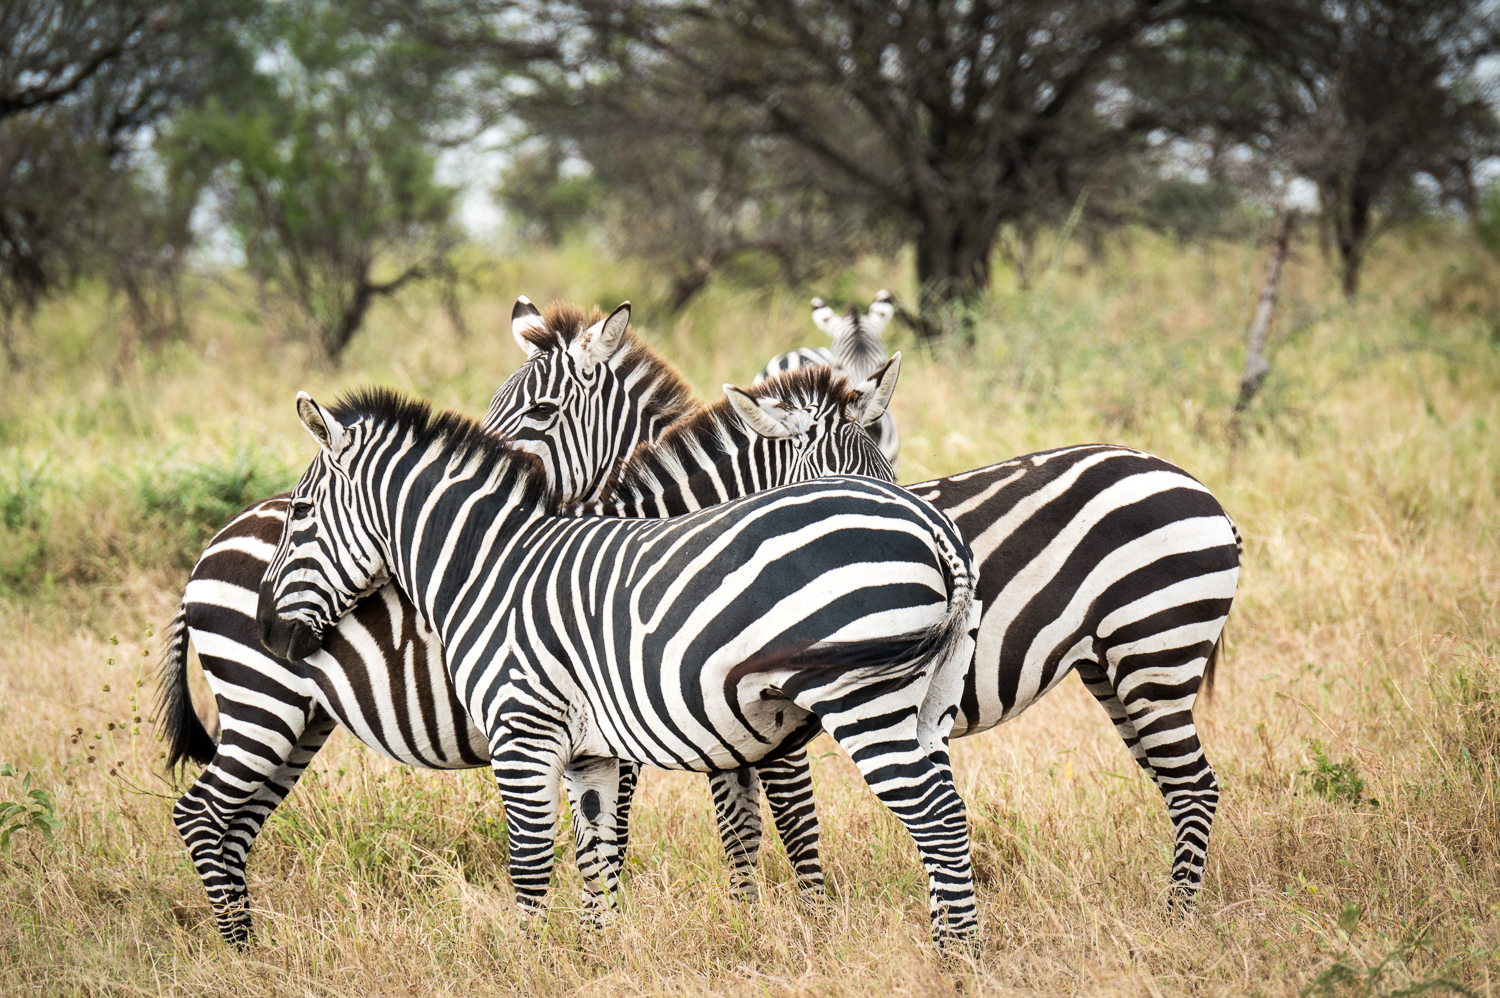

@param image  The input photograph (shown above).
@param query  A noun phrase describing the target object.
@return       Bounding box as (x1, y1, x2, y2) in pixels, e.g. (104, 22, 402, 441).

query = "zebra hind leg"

(756, 748, 826, 903)
(707, 767, 764, 902)
(1111, 657, 1220, 915)
(563, 756, 624, 929)
(173, 708, 336, 947)
(803, 695, 977, 953)
(1074, 660, 1154, 776)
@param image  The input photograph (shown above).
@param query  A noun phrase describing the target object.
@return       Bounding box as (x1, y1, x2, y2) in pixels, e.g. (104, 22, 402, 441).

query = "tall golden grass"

(0, 228, 1497, 995)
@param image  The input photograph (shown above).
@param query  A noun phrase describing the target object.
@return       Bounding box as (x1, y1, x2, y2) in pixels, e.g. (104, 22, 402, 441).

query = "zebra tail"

(731, 526, 978, 690)
(1202, 514, 1243, 703)
(155, 600, 217, 770)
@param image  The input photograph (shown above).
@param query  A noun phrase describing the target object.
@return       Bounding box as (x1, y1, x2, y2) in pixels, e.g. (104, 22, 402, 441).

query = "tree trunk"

(1335, 185, 1371, 299)
(912, 211, 1000, 341)
(321, 264, 426, 360)
(667, 262, 713, 313)
(1231, 208, 1296, 442)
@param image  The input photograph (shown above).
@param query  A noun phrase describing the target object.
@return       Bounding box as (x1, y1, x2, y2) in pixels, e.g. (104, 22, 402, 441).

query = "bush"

(133, 443, 296, 568)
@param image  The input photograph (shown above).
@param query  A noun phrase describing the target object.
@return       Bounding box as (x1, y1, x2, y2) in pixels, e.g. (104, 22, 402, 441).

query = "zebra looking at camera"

(759, 290, 899, 467)
(258, 388, 981, 950)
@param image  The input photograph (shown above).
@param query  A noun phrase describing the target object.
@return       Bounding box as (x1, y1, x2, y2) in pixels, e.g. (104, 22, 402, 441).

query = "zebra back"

(584, 362, 899, 519)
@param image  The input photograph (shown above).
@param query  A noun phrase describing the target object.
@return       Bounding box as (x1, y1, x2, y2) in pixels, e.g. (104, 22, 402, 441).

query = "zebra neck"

(377, 455, 551, 639)
(586, 421, 781, 519)
(835, 336, 886, 383)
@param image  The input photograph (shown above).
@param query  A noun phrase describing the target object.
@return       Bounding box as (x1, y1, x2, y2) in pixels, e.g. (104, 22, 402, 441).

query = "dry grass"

(1, 229, 1498, 995)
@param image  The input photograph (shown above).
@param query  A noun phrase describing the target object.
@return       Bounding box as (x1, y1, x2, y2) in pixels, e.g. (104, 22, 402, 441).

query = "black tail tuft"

(156, 602, 217, 770)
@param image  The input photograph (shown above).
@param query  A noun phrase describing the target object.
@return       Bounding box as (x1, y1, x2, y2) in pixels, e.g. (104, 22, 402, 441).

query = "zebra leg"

(1109, 653, 1220, 914)
(490, 731, 567, 925)
(563, 756, 623, 929)
(707, 767, 764, 902)
(613, 760, 640, 869)
(173, 706, 334, 948)
(801, 692, 977, 952)
(755, 748, 826, 901)
(1074, 660, 1153, 774)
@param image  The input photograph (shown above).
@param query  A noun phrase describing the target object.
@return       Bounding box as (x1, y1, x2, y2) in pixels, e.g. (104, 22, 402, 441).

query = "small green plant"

(0, 456, 51, 588)
(0, 762, 62, 855)
(1301, 740, 1369, 805)
(134, 443, 296, 566)
(1302, 909, 1475, 998)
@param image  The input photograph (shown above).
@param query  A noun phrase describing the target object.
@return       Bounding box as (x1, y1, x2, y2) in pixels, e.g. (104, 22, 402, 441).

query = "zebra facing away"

(155, 300, 901, 947)
(759, 290, 899, 467)
(257, 388, 982, 949)
(595, 411, 1240, 911)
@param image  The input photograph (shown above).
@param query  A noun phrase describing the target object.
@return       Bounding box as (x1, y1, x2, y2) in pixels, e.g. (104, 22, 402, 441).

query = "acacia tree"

(1286, 0, 1499, 297)
(183, 0, 473, 360)
(464, 0, 1310, 335)
(0, 0, 256, 366)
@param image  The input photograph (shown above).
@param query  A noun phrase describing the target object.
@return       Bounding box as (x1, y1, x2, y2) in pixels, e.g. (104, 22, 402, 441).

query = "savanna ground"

(1, 228, 1498, 996)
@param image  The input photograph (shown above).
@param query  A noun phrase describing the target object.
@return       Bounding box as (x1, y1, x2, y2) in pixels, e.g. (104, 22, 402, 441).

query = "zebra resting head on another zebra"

(258, 386, 984, 951)
(582, 357, 901, 519)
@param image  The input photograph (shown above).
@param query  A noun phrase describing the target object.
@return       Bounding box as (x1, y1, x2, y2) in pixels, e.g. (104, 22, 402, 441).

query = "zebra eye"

(527, 401, 559, 419)
(291, 500, 314, 517)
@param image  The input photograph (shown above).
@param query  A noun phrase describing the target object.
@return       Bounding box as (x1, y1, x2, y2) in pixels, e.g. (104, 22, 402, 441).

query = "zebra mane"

(599, 366, 858, 504)
(328, 387, 559, 512)
(521, 301, 699, 429)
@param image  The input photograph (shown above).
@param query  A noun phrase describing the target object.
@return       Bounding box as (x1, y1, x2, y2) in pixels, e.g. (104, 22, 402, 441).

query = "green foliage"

(171, 0, 464, 357)
(495, 143, 605, 246)
(1139, 179, 1258, 243)
(0, 457, 51, 588)
(0, 762, 62, 856)
(1300, 740, 1368, 805)
(134, 444, 296, 568)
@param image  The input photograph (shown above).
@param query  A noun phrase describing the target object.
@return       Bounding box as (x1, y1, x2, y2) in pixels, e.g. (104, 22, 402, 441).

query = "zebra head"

(723, 353, 901, 483)
(810, 289, 895, 384)
(257, 392, 391, 661)
(482, 297, 697, 504)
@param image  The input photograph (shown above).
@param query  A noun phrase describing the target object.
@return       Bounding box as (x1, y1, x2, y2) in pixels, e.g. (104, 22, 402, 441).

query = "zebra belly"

(909, 446, 1241, 739)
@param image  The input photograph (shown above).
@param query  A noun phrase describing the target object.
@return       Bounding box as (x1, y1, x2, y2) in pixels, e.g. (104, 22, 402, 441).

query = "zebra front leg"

(563, 756, 623, 929)
(755, 748, 826, 902)
(707, 767, 764, 902)
(613, 760, 640, 869)
(490, 734, 567, 926)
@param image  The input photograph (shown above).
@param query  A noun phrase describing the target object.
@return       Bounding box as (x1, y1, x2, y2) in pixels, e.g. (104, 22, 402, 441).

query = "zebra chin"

(256, 583, 325, 662)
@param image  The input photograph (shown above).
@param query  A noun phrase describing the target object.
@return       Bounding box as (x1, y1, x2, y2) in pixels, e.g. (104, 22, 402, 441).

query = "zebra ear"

(846, 352, 901, 427)
(511, 296, 545, 358)
(296, 391, 348, 457)
(810, 297, 840, 339)
(724, 385, 811, 440)
(575, 301, 630, 367)
(864, 290, 895, 337)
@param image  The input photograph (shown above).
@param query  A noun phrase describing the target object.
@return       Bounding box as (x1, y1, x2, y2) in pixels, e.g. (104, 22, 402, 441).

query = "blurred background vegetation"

(3, 0, 1499, 362)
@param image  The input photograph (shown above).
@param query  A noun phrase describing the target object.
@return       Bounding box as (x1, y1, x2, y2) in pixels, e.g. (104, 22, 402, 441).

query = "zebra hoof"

(728, 878, 761, 904)
(933, 926, 982, 962)
(796, 882, 828, 914)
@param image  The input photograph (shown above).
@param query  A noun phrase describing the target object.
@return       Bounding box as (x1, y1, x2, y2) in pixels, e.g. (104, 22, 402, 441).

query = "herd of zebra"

(157, 291, 1241, 954)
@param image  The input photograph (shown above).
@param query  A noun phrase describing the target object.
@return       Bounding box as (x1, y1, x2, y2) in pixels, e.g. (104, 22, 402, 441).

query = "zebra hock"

(258, 388, 982, 950)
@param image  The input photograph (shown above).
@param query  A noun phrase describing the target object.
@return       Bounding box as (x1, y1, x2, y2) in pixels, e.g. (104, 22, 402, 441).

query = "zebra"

(156, 299, 699, 947)
(257, 387, 982, 950)
(592, 379, 1240, 911)
(155, 300, 894, 947)
(759, 290, 899, 467)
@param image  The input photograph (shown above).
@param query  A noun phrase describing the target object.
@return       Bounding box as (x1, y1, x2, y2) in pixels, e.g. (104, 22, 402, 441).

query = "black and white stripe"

(759, 291, 899, 467)
(156, 299, 701, 947)
(258, 388, 981, 949)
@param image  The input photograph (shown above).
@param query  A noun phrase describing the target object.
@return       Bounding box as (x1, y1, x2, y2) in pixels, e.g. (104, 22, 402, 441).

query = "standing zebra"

(759, 290, 899, 467)
(258, 388, 982, 949)
(592, 386, 1240, 910)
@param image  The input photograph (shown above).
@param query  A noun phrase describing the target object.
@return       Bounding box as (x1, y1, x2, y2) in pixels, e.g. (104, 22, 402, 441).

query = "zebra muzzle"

(256, 581, 325, 662)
